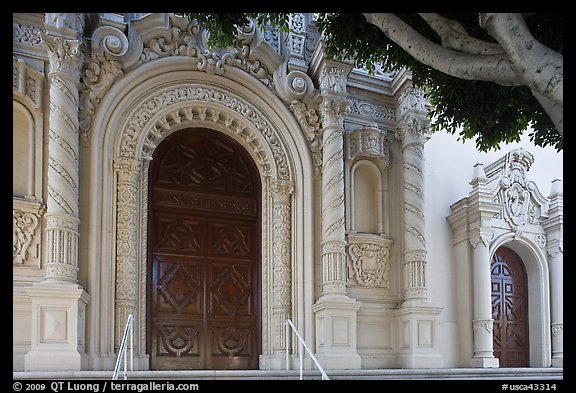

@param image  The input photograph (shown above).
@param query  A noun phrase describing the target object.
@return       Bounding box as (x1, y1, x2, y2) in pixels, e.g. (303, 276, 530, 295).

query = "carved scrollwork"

(79, 25, 126, 140)
(139, 16, 273, 87)
(347, 234, 392, 288)
(495, 149, 545, 228)
(13, 202, 45, 265)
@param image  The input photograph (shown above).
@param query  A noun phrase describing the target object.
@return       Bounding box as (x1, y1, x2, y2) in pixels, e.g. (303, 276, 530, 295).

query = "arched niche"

(350, 159, 384, 234)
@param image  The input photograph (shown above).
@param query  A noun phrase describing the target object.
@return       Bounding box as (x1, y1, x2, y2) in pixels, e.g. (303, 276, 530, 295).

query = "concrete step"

(13, 367, 563, 381)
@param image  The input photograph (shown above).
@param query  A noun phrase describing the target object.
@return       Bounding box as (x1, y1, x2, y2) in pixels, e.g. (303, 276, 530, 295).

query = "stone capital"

(41, 33, 83, 81)
(319, 96, 350, 129)
(114, 157, 142, 182)
(469, 231, 493, 249)
(270, 179, 295, 199)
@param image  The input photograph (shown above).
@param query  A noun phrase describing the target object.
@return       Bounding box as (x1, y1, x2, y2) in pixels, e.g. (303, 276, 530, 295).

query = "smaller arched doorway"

(491, 246, 529, 367)
(146, 127, 261, 370)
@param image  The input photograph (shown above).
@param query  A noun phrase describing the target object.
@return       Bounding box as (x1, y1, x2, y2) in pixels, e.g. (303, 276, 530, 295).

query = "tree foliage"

(181, 13, 563, 152)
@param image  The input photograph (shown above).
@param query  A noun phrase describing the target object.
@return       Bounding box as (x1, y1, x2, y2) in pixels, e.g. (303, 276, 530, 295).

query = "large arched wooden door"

(491, 247, 529, 367)
(147, 128, 261, 370)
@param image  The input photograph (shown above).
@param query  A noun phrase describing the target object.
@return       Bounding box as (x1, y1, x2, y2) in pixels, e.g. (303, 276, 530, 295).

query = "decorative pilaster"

(25, 13, 90, 371)
(543, 178, 563, 367)
(468, 162, 500, 367)
(312, 60, 361, 369)
(113, 157, 141, 350)
(270, 179, 294, 363)
(394, 84, 443, 368)
(395, 86, 430, 303)
(470, 233, 499, 367)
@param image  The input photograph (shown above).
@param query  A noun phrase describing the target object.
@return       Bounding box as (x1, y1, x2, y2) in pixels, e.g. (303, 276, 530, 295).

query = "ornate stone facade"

(13, 13, 562, 373)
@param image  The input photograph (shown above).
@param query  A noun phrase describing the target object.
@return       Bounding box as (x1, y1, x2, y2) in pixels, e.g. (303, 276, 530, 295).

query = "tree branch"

(363, 13, 521, 86)
(418, 13, 504, 55)
(481, 13, 563, 107)
(532, 89, 563, 136)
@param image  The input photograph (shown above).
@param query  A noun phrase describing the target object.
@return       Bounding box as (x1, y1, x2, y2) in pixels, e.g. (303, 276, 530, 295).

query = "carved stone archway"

(111, 77, 300, 369)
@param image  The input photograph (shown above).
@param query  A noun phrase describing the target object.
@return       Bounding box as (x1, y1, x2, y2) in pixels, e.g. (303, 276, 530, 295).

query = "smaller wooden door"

(491, 247, 529, 367)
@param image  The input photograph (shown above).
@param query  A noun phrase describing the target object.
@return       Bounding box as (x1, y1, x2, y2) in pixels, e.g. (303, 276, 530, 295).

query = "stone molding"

(118, 84, 291, 182)
(13, 57, 44, 109)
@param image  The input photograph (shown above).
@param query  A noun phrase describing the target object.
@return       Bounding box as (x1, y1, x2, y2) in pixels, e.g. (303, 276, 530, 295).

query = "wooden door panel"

(209, 222, 255, 259)
(151, 319, 204, 370)
(154, 215, 204, 255)
(207, 321, 257, 369)
(153, 256, 203, 316)
(208, 261, 254, 317)
(491, 247, 529, 367)
(148, 128, 261, 370)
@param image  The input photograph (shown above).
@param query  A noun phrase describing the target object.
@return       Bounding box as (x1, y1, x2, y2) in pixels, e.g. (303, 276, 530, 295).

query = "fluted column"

(25, 13, 90, 371)
(543, 178, 563, 367)
(312, 61, 361, 369)
(113, 157, 141, 350)
(270, 179, 294, 358)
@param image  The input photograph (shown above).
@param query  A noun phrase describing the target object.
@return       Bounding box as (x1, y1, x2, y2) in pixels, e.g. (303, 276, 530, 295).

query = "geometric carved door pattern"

(147, 128, 261, 370)
(491, 247, 529, 367)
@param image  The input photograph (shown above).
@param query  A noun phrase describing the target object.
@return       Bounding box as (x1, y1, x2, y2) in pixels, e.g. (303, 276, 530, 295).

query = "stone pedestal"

(313, 295, 362, 369)
(24, 283, 90, 371)
(396, 304, 444, 368)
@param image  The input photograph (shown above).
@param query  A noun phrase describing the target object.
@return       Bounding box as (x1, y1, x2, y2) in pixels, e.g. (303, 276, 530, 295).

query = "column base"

(24, 281, 90, 371)
(551, 357, 563, 368)
(470, 356, 500, 368)
(395, 301, 444, 368)
(313, 295, 362, 370)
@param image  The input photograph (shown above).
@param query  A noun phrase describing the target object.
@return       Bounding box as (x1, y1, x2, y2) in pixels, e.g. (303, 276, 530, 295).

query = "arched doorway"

(146, 128, 261, 370)
(491, 246, 529, 367)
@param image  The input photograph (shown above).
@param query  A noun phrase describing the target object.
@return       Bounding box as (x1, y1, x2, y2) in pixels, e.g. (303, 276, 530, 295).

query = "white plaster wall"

(424, 128, 563, 367)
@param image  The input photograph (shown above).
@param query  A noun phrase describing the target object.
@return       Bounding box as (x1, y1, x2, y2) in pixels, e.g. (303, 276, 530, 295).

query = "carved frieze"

(13, 22, 42, 47)
(348, 98, 395, 123)
(347, 233, 393, 288)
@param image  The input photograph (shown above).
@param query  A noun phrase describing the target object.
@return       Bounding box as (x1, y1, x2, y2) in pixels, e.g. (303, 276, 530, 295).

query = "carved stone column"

(25, 13, 90, 371)
(270, 179, 294, 366)
(113, 157, 141, 350)
(312, 61, 361, 369)
(543, 179, 563, 367)
(395, 86, 430, 302)
(394, 85, 442, 368)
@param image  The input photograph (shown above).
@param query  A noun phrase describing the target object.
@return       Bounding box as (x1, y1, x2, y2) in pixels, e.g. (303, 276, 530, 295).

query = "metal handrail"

(285, 319, 329, 380)
(112, 314, 134, 380)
